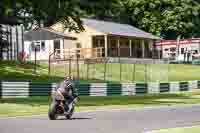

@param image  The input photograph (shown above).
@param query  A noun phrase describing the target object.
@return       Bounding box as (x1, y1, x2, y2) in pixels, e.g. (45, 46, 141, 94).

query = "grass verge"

(1, 91, 200, 117)
(152, 126, 200, 133)
(1, 60, 200, 83)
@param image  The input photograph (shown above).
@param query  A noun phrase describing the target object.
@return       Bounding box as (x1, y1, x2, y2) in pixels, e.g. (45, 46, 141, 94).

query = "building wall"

(24, 40, 52, 61)
(50, 22, 156, 58)
(24, 39, 77, 61)
(157, 39, 200, 60)
(51, 23, 105, 49)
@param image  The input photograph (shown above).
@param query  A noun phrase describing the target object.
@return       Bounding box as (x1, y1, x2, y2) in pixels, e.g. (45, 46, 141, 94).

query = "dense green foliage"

(1, 0, 84, 32)
(83, 0, 200, 39)
(1, 0, 200, 38)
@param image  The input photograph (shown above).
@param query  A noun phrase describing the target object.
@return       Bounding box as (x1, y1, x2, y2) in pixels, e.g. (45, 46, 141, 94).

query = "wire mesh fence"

(49, 57, 170, 83)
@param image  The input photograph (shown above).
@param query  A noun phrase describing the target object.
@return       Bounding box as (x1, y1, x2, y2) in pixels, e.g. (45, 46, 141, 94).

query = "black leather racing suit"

(55, 79, 78, 111)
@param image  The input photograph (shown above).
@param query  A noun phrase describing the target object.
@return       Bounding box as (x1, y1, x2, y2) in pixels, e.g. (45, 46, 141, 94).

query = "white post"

(104, 35, 108, 57)
(60, 39, 64, 59)
(117, 38, 120, 57)
(148, 40, 153, 51)
(98, 39, 101, 47)
(129, 39, 132, 57)
(63, 39, 65, 58)
(142, 40, 145, 58)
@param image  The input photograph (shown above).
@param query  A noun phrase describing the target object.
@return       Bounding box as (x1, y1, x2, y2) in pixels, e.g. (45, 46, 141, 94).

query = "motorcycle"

(48, 88, 77, 120)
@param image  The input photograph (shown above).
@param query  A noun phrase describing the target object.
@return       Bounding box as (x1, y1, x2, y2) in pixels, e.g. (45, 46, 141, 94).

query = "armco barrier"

(135, 83, 148, 95)
(179, 82, 189, 91)
(0, 80, 199, 98)
(160, 83, 170, 93)
(29, 82, 52, 96)
(107, 83, 122, 96)
(76, 83, 90, 96)
(0, 82, 2, 98)
(1, 82, 29, 98)
(198, 81, 200, 89)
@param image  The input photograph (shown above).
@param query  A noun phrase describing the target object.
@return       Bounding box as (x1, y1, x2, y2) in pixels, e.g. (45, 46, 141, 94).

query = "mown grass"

(1, 92, 200, 117)
(1, 60, 200, 83)
(153, 126, 200, 133)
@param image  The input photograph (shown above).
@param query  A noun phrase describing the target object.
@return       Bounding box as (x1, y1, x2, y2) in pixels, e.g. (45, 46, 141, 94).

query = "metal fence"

(49, 57, 170, 83)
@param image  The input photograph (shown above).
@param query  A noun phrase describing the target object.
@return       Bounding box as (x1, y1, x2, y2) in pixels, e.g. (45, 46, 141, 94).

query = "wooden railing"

(53, 47, 104, 59)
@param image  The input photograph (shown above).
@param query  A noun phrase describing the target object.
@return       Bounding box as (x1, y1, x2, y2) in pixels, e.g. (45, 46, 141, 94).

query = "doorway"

(54, 40, 60, 53)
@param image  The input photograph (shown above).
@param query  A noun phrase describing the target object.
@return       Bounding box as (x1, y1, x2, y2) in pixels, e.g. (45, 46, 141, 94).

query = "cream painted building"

(24, 18, 159, 60)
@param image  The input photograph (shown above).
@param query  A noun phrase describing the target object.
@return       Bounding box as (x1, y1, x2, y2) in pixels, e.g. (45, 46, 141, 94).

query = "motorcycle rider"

(54, 76, 78, 113)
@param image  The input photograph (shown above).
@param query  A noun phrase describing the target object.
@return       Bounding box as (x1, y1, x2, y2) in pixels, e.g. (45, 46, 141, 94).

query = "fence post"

(48, 54, 51, 76)
(168, 61, 170, 82)
(132, 63, 136, 82)
(92, 62, 95, 80)
(86, 59, 89, 80)
(120, 61, 122, 82)
(34, 47, 37, 74)
(118, 48, 122, 82)
(104, 58, 107, 81)
(76, 55, 79, 80)
(69, 58, 71, 77)
(65, 60, 67, 76)
(145, 64, 147, 83)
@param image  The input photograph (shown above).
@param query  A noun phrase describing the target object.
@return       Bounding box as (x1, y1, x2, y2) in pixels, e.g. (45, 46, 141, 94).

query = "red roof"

(156, 38, 200, 46)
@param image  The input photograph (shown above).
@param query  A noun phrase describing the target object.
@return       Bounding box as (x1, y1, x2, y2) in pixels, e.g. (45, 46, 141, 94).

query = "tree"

(122, 0, 200, 39)
(80, 0, 124, 22)
(83, 0, 200, 39)
(1, 0, 84, 32)
(0, 0, 86, 60)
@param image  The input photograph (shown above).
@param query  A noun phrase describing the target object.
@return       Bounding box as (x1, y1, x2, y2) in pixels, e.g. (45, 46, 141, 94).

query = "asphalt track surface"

(1, 105, 200, 133)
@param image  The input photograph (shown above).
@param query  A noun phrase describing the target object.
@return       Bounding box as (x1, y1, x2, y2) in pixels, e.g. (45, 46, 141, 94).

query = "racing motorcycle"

(48, 88, 77, 120)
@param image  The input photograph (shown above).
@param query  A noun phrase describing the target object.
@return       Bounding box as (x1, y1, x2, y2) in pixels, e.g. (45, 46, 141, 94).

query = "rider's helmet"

(64, 76, 73, 81)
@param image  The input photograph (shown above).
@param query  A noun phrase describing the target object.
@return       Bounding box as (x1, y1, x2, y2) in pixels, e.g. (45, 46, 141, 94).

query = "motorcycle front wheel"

(65, 106, 74, 120)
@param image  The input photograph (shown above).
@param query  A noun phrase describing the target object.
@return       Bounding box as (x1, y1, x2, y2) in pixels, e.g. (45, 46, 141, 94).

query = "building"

(24, 18, 159, 61)
(156, 38, 200, 61)
(0, 24, 24, 61)
(24, 28, 77, 61)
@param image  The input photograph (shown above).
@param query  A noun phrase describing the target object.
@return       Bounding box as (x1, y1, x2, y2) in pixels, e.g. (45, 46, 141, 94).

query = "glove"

(74, 94, 79, 100)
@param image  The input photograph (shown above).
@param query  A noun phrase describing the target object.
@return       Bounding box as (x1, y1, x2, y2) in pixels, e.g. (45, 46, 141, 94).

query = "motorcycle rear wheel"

(48, 102, 58, 120)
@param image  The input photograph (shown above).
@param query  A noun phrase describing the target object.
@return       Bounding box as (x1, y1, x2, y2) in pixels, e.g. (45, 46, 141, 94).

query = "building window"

(54, 40, 60, 53)
(193, 50, 198, 54)
(181, 48, 184, 54)
(41, 41, 45, 51)
(31, 42, 40, 52)
(170, 47, 176, 52)
(164, 48, 169, 51)
(76, 43, 81, 48)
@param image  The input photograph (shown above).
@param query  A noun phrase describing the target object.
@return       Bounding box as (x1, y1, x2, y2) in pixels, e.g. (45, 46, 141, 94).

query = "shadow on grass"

(0, 93, 199, 107)
(0, 61, 118, 83)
